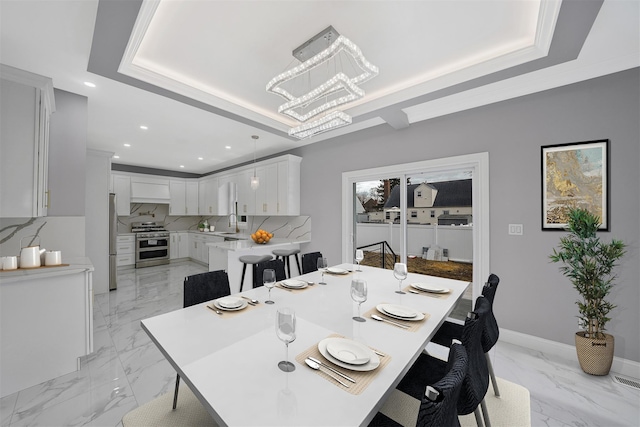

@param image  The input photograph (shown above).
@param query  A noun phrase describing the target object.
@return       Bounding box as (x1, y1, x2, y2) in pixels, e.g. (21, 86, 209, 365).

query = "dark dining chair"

(253, 258, 286, 288)
(432, 274, 501, 396)
(174, 270, 231, 409)
(398, 297, 492, 427)
(301, 251, 323, 274)
(369, 343, 468, 427)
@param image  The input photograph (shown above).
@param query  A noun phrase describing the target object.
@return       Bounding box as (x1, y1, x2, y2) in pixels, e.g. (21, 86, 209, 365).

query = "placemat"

(294, 334, 391, 395)
(205, 299, 263, 319)
(363, 305, 430, 333)
(403, 285, 451, 299)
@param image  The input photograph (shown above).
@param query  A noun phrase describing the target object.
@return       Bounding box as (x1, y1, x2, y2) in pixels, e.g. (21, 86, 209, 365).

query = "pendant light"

(250, 135, 259, 190)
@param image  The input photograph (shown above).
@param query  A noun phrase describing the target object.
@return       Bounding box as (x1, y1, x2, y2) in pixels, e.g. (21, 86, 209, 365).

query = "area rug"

(122, 385, 218, 427)
(379, 376, 531, 427)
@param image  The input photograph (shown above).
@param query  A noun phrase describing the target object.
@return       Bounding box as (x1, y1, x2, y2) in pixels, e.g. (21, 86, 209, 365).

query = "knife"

(308, 356, 356, 383)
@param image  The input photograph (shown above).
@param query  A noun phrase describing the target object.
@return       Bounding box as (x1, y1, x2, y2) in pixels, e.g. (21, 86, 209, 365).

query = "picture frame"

(541, 139, 609, 231)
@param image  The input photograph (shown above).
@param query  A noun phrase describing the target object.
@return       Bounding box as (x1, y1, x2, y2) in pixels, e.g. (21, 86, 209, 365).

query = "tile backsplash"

(118, 203, 311, 241)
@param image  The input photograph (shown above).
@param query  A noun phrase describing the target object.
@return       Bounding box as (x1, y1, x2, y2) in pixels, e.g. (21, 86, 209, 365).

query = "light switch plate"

(508, 224, 523, 235)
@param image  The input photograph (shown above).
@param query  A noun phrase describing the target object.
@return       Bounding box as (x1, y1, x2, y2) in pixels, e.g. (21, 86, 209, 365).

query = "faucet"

(228, 202, 240, 233)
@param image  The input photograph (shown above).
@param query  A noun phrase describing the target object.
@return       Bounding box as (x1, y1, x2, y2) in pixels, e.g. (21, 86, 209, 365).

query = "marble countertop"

(206, 237, 309, 251)
(0, 257, 94, 283)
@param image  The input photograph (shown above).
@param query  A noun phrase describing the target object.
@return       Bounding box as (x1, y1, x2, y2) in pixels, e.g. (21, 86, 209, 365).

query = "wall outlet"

(508, 224, 523, 235)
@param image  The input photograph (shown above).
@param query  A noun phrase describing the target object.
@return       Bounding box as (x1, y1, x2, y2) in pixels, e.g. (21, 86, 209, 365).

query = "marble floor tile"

(3, 260, 638, 426)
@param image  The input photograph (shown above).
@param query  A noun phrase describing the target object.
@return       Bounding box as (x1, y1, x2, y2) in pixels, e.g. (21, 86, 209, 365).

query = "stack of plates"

(213, 297, 247, 311)
(326, 267, 349, 275)
(280, 279, 307, 289)
(410, 283, 450, 293)
(376, 304, 425, 321)
(318, 338, 380, 371)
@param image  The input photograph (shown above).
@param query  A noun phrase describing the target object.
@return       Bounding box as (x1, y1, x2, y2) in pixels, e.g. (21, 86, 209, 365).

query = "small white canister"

(3, 256, 18, 270)
(44, 251, 62, 266)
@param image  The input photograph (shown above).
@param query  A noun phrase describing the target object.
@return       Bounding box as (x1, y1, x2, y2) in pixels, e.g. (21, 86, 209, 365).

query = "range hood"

(130, 181, 170, 204)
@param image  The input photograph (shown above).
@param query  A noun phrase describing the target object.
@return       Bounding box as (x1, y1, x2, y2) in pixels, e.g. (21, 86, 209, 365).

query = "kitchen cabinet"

(236, 169, 255, 215)
(170, 232, 189, 259)
(116, 235, 135, 266)
(255, 163, 278, 215)
(277, 157, 301, 215)
(186, 181, 199, 215)
(198, 176, 218, 215)
(169, 180, 199, 215)
(0, 65, 55, 217)
(112, 174, 131, 216)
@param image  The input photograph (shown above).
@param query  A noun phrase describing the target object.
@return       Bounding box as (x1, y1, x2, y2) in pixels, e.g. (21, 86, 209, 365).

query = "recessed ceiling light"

(113, 155, 120, 159)
(84, 82, 96, 88)
(198, 157, 203, 160)
(179, 165, 185, 168)
(123, 143, 131, 147)
(225, 146, 231, 149)
(140, 125, 148, 130)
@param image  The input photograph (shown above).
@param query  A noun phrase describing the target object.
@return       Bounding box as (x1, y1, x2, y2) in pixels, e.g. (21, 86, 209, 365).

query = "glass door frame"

(342, 152, 490, 300)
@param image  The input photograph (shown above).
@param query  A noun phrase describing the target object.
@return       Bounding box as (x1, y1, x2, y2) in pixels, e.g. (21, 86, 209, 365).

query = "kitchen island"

(207, 237, 309, 293)
(0, 257, 94, 398)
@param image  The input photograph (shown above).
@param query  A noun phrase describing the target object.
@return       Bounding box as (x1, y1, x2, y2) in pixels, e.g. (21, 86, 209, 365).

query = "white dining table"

(141, 263, 469, 427)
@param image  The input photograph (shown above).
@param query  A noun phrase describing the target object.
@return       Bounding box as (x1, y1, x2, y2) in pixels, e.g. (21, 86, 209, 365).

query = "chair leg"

(285, 256, 291, 279)
(294, 254, 301, 276)
(473, 406, 485, 427)
(172, 373, 180, 410)
(480, 398, 491, 427)
(486, 353, 500, 397)
(239, 263, 248, 292)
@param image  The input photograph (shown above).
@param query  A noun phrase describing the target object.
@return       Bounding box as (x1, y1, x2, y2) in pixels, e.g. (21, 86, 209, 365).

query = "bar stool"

(272, 249, 301, 279)
(239, 255, 272, 292)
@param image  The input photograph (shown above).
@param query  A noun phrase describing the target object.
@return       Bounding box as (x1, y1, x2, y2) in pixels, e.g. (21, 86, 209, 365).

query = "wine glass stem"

(268, 288, 271, 300)
(357, 302, 361, 318)
(398, 279, 402, 292)
(284, 341, 289, 364)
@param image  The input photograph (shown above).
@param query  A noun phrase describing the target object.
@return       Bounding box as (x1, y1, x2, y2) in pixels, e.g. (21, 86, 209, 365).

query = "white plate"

(411, 283, 451, 294)
(281, 279, 308, 289)
(318, 338, 380, 372)
(213, 299, 247, 311)
(326, 267, 349, 274)
(216, 297, 243, 308)
(376, 304, 425, 321)
(326, 338, 371, 365)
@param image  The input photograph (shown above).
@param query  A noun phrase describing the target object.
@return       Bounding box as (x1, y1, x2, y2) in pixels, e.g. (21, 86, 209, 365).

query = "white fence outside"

(356, 223, 473, 263)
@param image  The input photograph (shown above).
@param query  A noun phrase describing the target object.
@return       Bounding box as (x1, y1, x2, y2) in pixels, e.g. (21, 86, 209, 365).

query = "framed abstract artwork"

(541, 139, 609, 231)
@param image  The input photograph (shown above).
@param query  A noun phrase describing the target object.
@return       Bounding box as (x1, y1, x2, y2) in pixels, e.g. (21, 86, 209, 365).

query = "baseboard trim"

(500, 328, 640, 379)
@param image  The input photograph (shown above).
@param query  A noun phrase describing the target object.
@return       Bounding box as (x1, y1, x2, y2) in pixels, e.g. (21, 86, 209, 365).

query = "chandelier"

(267, 26, 378, 139)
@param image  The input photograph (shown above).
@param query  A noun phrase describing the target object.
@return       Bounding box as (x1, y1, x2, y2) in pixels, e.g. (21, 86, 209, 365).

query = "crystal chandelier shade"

(267, 27, 378, 140)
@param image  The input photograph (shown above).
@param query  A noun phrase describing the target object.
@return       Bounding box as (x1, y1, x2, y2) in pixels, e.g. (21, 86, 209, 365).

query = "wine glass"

(393, 262, 408, 294)
(264, 269, 276, 304)
(276, 307, 296, 372)
(317, 257, 328, 285)
(351, 279, 367, 322)
(355, 250, 364, 272)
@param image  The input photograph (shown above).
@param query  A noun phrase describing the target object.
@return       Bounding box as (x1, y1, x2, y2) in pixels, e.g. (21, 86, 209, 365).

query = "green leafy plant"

(550, 208, 626, 339)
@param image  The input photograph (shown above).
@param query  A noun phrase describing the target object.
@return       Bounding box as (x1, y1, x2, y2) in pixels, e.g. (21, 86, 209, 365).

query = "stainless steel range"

(131, 222, 170, 268)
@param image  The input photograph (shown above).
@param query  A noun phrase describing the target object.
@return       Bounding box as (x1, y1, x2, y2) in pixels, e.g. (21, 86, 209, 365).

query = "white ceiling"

(0, 0, 638, 175)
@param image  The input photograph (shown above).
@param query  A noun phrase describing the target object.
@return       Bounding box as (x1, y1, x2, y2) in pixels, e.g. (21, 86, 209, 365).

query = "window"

(411, 211, 417, 218)
(443, 210, 450, 215)
(417, 190, 422, 197)
(385, 212, 390, 220)
(430, 210, 435, 218)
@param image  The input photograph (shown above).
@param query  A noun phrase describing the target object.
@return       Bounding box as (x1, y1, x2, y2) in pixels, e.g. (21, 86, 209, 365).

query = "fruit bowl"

(251, 229, 273, 244)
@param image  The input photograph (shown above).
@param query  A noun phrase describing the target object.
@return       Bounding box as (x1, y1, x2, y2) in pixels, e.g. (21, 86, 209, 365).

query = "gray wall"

(48, 89, 87, 216)
(288, 68, 640, 362)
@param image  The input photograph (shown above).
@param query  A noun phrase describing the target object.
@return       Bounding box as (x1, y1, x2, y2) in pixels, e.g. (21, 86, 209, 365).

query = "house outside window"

(386, 212, 390, 220)
(417, 190, 422, 197)
(430, 210, 435, 218)
(411, 211, 417, 218)
(443, 210, 450, 215)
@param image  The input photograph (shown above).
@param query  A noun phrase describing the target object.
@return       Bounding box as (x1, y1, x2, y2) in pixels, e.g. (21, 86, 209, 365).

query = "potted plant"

(550, 207, 626, 375)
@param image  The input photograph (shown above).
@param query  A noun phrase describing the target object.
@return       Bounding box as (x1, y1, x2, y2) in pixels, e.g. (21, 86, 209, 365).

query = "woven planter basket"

(575, 332, 614, 376)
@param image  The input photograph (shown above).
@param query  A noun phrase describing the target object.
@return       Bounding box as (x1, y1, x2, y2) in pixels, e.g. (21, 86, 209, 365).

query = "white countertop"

(206, 237, 309, 251)
(0, 257, 94, 284)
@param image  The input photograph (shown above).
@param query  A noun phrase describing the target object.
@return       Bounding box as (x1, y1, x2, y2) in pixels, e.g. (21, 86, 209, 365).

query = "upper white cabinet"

(255, 163, 279, 215)
(199, 176, 218, 215)
(186, 181, 199, 215)
(112, 174, 131, 216)
(236, 169, 255, 216)
(169, 180, 186, 215)
(277, 157, 301, 215)
(0, 65, 55, 217)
